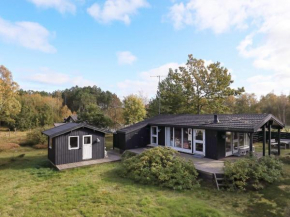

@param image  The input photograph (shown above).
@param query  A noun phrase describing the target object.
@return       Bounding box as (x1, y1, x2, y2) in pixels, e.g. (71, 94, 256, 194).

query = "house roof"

(117, 114, 284, 134)
(43, 123, 108, 138)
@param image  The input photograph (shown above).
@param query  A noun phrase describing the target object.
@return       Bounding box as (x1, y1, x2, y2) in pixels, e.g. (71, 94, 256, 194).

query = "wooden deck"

(126, 147, 263, 176)
(55, 150, 121, 171)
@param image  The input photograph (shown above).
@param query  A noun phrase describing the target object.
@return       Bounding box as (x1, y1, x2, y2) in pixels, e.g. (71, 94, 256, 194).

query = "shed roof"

(117, 114, 284, 134)
(43, 123, 108, 137)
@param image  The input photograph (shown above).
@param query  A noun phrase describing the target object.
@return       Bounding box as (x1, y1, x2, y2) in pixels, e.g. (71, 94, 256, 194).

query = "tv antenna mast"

(151, 75, 165, 114)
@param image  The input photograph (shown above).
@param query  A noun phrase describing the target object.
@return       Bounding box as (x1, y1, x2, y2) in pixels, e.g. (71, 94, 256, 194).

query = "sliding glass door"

(225, 132, 250, 156)
(194, 129, 205, 155)
(225, 132, 232, 156)
(165, 127, 202, 155)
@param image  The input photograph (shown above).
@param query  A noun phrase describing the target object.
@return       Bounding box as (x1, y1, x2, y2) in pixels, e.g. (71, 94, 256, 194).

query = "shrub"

(118, 147, 199, 190)
(280, 156, 290, 165)
(27, 127, 50, 146)
(224, 156, 283, 191)
(121, 151, 137, 160)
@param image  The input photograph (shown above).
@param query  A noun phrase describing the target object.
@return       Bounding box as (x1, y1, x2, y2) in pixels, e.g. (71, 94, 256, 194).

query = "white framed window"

(68, 136, 79, 150)
(151, 126, 158, 145)
(165, 127, 193, 154)
(193, 129, 205, 155)
(49, 138, 53, 149)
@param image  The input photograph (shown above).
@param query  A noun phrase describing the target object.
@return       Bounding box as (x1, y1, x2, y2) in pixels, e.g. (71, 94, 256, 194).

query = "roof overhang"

(254, 114, 285, 132)
(43, 123, 109, 138)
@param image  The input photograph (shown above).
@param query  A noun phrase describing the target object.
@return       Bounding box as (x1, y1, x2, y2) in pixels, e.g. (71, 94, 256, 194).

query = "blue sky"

(0, 0, 289, 98)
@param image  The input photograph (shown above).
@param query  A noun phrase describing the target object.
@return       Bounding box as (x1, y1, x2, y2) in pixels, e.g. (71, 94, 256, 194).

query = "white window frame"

(193, 129, 205, 155)
(151, 126, 158, 145)
(68, 136, 79, 150)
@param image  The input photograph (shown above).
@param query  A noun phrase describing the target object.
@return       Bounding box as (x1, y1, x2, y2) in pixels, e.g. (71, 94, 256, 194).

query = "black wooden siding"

(216, 131, 226, 159)
(48, 138, 56, 163)
(49, 128, 104, 165)
(253, 131, 290, 142)
(113, 126, 150, 150)
(205, 130, 218, 159)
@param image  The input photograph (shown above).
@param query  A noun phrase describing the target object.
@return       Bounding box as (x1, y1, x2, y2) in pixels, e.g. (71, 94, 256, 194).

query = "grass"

(0, 132, 290, 216)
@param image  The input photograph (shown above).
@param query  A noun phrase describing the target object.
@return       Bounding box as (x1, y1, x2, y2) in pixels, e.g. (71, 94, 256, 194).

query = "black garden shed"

(43, 123, 107, 166)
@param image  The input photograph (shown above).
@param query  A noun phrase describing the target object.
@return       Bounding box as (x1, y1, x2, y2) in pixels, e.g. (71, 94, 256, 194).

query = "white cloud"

(116, 63, 183, 97)
(25, 67, 95, 87)
(168, 0, 249, 32)
(87, 0, 149, 24)
(168, 0, 290, 96)
(0, 17, 56, 53)
(246, 73, 290, 97)
(116, 51, 137, 65)
(28, 0, 76, 14)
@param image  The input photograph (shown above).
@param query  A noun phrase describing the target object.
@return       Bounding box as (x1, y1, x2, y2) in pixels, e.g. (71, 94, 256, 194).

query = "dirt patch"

(33, 144, 48, 149)
(0, 143, 20, 151)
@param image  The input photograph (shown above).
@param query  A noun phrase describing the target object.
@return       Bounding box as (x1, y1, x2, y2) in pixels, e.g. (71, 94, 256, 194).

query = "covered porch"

(258, 119, 285, 157)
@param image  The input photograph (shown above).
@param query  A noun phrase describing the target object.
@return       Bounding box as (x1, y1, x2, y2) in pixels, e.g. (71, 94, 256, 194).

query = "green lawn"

(0, 135, 289, 216)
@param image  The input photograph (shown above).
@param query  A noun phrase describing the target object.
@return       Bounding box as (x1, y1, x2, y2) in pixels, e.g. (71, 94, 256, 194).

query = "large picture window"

(69, 136, 79, 150)
(165, 127, 202, 154)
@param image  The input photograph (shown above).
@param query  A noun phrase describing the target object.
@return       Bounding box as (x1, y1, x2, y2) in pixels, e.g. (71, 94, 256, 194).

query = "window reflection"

(174, 128, 182, 148)
(183, 128, 192, 150)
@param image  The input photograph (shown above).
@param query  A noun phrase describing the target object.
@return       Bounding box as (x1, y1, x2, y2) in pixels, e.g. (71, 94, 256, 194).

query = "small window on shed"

(69, 136, 79, 150)
(49, 138, 53, 149)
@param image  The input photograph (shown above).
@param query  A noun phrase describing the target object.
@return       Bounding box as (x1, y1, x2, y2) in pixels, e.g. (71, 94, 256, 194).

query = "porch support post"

(263, 125, 266, 156)
(249, 133, 253, 156)
(268, 123, 271, 155)
(278, 128, 281, 156)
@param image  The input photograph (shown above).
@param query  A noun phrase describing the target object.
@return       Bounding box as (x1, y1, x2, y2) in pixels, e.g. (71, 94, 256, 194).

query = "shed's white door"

(83, 135, 92, 160)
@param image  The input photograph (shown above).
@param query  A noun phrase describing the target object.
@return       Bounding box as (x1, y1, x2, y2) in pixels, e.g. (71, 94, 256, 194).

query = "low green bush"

(280, 155, 290, 164)
(117, 147, 199, 190)
(26, 127, 50, 146)
(224, 156, 283, 191)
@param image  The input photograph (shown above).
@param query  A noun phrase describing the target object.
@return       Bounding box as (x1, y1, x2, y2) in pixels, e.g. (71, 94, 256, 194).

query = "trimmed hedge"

(118, 147, 199, 190)
(224, 156, 283, 190)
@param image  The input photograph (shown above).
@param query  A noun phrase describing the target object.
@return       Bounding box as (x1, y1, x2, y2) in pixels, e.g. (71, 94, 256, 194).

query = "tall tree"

(234, 93, 260, 114)
(78, 104, 112, 128)
(0, 66, 21, 126)
(123, 94, 146, 125)
(177, 55, 244, 114)
(105, 94, 124, 129)
(150, 55, 244, 115)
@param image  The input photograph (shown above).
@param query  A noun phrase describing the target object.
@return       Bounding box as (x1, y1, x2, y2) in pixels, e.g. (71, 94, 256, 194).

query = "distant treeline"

(1, 55, 289, 131)
(13, 86, 124, 130)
